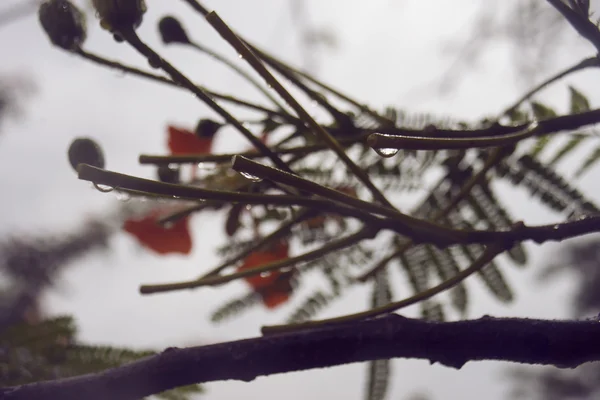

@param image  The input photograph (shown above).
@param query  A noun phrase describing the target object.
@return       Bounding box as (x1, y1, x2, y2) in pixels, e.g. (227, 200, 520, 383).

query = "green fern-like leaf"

(286, 291, 331, 324)
(575, 144, 600, 177)
(547, 134, 586, 167)
(568, 85, 591, 114)
(424, 245, 468, 315)
(420, 300, 445, 322)
(364, 270, 392, 400)
(518, 155, 599, 216)
(211, 292, 262, 323)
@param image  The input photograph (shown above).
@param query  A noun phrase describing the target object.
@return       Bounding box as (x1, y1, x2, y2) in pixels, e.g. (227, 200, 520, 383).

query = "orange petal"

(123, 211, 192, 255)
(167, 125, 212, 155)
(259, 275, 294, 308)
(237, 240, 290, 290)
(261, 290, 290, 309)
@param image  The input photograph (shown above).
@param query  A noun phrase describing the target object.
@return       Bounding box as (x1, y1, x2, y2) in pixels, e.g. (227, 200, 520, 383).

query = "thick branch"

(4, 315, 600, 400)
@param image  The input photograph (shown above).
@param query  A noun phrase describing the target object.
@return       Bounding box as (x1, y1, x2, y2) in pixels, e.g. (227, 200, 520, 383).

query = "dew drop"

(237, 53, 244, 59)
(260, 272, 271, 278)
(374, 147, 399, 158)
(92, 183, 114, 193)
(239, 171, 263, 182)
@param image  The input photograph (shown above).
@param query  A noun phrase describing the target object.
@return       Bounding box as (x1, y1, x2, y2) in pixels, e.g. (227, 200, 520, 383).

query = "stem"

(500, 56, 600, 117)
(138, 133, 367, 165)
(357, 147, 508, 281)
(197, 209, 315, 279)
(74, 48, 292, 119)
(118, 29, 293, 174)
(188, 41, 288, 112)
(231, 156, 466, 245)
(77, 164, 380, 224)
(140, 229, 372, 294)
(367, 121, 540, 151)
(205, 12, 395, 208)
(180, 0, 394, 125)
(262, 241, 507, 334)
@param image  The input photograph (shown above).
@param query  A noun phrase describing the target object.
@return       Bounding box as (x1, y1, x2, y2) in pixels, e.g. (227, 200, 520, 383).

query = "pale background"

(1, 1, 600, 399)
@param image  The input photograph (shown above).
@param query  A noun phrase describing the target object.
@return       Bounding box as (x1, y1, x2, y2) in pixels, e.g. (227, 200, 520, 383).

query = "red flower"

(168, 125, 213, 155)
(258, 272, 294, 309)
(123, 209, 192, 255)
(236, 241, 293, 308)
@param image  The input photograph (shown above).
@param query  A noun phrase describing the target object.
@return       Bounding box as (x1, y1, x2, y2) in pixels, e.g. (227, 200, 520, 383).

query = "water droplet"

(92, 183, 114, 193)
(239, 171, 263, 182)
(310, 100, 318, 108)
(245, 204, 252, 211)
(260, 272, 271, 278)
(374, 147, 399, 158)
(237, 53, 244, 59)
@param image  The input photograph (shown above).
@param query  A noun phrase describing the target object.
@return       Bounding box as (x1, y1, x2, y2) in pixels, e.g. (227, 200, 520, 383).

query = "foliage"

(9, 0, 600, 399)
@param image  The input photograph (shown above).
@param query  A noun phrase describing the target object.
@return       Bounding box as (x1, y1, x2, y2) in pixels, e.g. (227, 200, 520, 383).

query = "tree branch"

(4, 314, 600, 400)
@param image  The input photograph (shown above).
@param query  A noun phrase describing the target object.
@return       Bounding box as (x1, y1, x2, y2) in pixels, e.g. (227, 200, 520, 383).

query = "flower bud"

(68, 137, 105, 171)
(195, 119, 223, 139)
(38, 0, 86, 50)
(158, 16, 190, 45)
(92, 0, 147, 32)
(157, 165, 180, 184)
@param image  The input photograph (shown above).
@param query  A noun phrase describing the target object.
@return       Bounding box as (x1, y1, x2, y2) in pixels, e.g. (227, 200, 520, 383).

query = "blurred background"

(1, 0, 600, 399)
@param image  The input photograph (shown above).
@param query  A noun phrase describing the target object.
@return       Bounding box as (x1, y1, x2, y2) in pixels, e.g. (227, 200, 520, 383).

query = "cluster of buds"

(39, 0, 147, 49)
(38, 0, 86, 50)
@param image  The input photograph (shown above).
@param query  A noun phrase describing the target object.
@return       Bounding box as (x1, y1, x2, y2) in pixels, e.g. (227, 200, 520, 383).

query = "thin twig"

(77, 164, 381, 224)
(197, 209, 315, 279)
(138, 132, 368, 165)
(74, 48, 293, 119)
(261, 240, 509, 334)
(188, 41, 288, 112)
(181, 0, 394, 125)
(7, 314, 600, 400)
(205, 11, 395, 208)
(140, 229, 372, 294)
(500, 56, 600, 117)
(118, 28, 294, 173)
(367, 122, 540, 151)
(356, 147, 509, 281)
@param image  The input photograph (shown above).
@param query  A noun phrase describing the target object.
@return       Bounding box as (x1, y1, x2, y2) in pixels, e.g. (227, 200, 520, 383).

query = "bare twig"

(6, 315, 600, 400)
(205, 11, 395, 208)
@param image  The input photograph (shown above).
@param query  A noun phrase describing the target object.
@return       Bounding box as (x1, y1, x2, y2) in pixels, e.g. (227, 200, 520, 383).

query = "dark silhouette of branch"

(4, 314, 600, 400)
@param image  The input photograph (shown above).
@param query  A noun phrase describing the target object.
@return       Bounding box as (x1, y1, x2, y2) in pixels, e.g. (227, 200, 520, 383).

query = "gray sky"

(1, 1, 600, 399)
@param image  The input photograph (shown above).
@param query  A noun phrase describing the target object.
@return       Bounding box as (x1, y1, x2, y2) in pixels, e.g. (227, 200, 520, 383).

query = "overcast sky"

(1, 1, 600, 399)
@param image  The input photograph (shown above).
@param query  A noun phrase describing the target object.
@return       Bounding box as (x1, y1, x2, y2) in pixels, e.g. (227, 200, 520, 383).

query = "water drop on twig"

(374, 147, 399, 158)
(239, 171, 263, 182)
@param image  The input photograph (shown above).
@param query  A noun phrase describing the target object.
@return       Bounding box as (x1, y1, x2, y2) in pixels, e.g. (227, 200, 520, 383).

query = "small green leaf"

(548, 134, 586, 166)
(575, 144, 600, 177)
(568, 86, 591, 114)
(506, 108, 529, 124)
(529, 136, 552, 158)
(530, 101, 558, 120)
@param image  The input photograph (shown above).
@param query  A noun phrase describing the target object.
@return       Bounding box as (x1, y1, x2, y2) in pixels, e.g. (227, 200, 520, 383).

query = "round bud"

(92, 0, 147, 33)
(38, 0, 87, 50)
(157, 165, 180, 184)
(68, 137, 105, 171)
(195, 119, 222, 139)
(158, 16, 190, 45)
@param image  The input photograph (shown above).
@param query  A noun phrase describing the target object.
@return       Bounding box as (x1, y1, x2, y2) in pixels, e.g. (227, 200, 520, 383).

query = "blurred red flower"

(123, 209, 192, 255)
